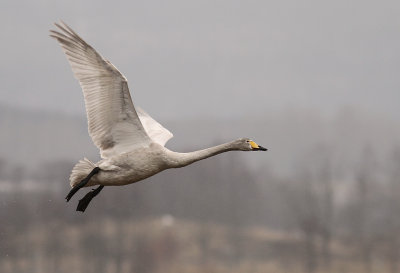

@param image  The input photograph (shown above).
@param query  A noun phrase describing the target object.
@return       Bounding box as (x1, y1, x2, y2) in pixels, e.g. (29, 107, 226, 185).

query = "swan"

(50, 21, 267, 212)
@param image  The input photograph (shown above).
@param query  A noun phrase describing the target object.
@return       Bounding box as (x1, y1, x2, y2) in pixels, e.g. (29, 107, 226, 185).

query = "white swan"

(50, 21, 267, 212)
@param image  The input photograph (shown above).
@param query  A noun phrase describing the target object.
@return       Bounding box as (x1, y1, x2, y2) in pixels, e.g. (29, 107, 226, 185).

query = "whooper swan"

(50, 22, 267, 212)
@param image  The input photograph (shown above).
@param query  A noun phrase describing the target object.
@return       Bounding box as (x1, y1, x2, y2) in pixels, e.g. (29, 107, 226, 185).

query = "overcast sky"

(1, 0, 399, 121)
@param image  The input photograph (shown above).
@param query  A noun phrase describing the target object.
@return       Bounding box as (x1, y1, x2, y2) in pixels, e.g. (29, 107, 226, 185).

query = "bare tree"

(344, 147, 378, 273)
(283, 169, 320, 273)
(313, 146, 335, 272)
(383, 148, 400, 273)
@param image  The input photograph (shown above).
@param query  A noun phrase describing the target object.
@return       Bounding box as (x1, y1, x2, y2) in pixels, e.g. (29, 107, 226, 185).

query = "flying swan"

(50, 22, 267, 212)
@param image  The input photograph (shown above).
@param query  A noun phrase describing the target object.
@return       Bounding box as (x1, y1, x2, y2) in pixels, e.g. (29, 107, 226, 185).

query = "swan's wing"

(137, 107, 173, 146)
(50, 22, 152, 158)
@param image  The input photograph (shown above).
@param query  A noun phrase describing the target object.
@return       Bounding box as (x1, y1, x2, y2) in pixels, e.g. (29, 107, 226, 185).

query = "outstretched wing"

(137, 108, 173, 146)
(50, 21, 152, 158)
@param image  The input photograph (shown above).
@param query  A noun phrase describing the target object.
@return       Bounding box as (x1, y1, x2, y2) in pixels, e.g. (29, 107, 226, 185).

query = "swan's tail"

(69, 158, 97, 188)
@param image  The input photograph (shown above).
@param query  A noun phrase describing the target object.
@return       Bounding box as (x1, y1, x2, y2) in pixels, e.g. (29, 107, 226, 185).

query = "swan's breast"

(96, 143, 169, 186)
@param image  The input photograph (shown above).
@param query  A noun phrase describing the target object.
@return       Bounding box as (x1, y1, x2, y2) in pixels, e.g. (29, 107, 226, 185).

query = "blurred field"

(1, 107, 400, 273)
(1, 214, 397, 273)
(1, 146, 400, 273)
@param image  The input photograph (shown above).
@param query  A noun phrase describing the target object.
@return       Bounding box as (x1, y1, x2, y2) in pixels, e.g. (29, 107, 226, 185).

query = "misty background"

(1, 1, 400, 272)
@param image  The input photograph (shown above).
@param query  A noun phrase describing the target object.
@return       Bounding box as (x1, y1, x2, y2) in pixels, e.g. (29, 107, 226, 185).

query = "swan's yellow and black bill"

(249, 141, 268, 151)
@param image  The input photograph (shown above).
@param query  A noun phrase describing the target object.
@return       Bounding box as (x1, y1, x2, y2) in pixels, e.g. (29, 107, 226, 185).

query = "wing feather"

(137, 108, 173, 146)
(50, 21, 151, 158)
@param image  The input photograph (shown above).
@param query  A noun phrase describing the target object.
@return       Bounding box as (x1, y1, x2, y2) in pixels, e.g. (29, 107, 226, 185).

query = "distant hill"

(0, 104, 399, 175)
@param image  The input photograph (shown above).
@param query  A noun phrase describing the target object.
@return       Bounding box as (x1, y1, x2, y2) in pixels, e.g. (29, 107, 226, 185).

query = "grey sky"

(1, 0, 399, 120)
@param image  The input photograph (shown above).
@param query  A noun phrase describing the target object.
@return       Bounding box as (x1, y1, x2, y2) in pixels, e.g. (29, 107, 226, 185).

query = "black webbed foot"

(76, 185, 104, 212)
(66, 167, 100, 202)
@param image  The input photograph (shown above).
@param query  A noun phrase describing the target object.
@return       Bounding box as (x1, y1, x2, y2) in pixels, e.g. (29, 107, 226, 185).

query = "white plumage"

(50, 22, 164, 158)
(136, 107, 173, 147)
(50, 21, 266, 211)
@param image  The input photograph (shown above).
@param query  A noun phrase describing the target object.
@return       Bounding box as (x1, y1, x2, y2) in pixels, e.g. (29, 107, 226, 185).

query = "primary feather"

(50, 21, 156, 158)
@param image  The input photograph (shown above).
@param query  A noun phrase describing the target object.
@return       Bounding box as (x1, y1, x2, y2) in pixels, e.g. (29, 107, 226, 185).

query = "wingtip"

(58, 20, 68, 29)
(51, 21, 65, 37)
(53, 19, 62, 27)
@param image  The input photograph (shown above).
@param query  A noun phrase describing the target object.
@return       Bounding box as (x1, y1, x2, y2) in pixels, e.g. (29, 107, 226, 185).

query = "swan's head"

(236, 138, 268, 151)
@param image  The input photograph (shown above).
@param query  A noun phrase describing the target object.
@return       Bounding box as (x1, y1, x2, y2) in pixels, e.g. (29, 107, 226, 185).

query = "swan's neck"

(166, 141, 237, 168)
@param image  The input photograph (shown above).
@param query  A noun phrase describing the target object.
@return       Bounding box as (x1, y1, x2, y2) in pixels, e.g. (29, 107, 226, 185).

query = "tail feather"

(69, 158, 97, 188)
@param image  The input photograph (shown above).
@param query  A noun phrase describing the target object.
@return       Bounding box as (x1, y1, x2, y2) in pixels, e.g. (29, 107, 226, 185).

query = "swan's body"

(50, 22, 267, 211)
(75, 140, 252, 187)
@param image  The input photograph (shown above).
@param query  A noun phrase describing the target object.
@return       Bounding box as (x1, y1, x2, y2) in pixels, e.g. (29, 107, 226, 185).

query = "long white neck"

(166, 140, 238, 168)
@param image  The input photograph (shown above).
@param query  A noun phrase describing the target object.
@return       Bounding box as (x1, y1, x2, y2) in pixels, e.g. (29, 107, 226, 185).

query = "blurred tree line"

(1, 144, 400, 273)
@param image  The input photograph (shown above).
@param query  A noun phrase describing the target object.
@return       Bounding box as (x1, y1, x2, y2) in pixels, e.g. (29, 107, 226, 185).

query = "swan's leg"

(76, 185, 104, 212)
(65, 167, 100, 202)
